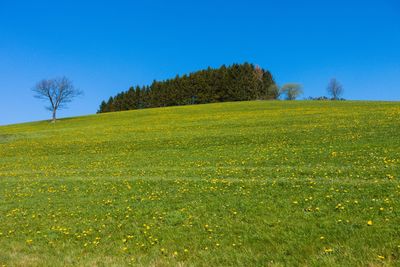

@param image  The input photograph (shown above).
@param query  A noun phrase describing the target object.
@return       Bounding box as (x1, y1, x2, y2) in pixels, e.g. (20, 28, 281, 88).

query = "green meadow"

(0, 100, 399, 266)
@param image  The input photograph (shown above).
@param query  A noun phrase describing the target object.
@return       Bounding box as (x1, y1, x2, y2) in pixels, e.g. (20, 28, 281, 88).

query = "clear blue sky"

(0, 0, 399, 125)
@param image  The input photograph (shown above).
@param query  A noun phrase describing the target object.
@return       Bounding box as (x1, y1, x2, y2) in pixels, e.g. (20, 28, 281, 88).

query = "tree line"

(31, 65, 344, 122)
(97, 63, 277, 113)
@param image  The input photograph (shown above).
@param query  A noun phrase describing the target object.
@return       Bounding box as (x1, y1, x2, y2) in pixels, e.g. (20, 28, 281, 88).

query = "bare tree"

(281, 83, 303, 100)
(33, 77, 82, 122)
(327, 78, 343, 100)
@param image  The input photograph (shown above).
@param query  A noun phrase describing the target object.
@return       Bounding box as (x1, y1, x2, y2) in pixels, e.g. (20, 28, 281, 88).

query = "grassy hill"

(0, 101, 399, 266)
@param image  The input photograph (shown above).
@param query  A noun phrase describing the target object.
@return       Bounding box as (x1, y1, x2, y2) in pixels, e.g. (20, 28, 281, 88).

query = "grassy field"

(0, 100, 399, 266)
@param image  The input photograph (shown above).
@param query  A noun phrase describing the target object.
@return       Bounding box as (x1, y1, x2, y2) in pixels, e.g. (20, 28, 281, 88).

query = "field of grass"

(0, 100, 399, 266)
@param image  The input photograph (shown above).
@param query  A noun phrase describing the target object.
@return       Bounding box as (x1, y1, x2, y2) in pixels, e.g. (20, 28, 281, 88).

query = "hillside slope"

(0, 101, 399, 266)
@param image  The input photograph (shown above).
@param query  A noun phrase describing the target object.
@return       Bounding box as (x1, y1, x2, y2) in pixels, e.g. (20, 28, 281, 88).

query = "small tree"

(267, 84, 281, 99)
(33, 77, 82, 122)
(327, 78, 343, 100)
(281, 83, 303, 100)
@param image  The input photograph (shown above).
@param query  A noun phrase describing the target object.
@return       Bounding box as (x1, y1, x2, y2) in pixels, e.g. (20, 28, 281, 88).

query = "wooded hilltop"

(98, 63, 277, 113)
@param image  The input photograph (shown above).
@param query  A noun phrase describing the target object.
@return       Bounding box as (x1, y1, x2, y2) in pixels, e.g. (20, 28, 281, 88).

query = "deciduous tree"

(327, 78, 343, 100)
(281, 83, 303, 100)
(33, 77, 82, 122)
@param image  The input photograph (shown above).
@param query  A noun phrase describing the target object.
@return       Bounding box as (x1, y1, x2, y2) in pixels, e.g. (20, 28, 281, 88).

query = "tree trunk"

(52, 110, 56, 123)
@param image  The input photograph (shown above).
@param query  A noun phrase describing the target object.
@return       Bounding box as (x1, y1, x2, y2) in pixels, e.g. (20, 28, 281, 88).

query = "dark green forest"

(98, 63, 277, 113)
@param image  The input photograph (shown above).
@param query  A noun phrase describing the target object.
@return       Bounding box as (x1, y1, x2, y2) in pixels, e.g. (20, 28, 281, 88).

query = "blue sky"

(0, 0, 399, 125)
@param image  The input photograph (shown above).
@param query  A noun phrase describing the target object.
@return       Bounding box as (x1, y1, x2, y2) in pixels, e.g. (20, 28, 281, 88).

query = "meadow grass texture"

(0, 101, 399, 266)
